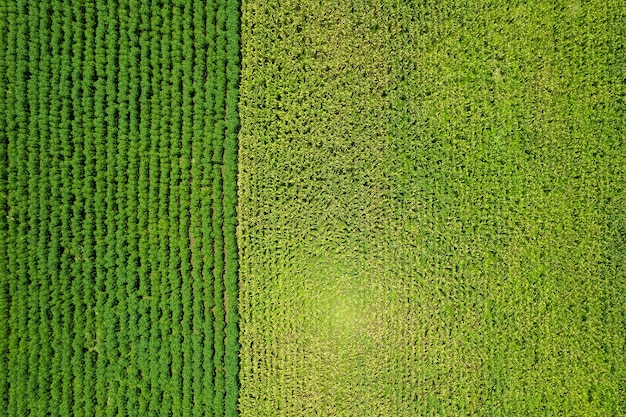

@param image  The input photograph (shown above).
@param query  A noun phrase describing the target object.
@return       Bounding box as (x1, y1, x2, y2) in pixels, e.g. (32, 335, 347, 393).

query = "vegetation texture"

(238, 0, 626, 415)
(0, 0, 240, 415)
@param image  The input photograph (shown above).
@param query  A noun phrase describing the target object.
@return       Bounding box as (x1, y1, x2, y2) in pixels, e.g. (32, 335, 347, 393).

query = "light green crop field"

(237, 0, 626, 415)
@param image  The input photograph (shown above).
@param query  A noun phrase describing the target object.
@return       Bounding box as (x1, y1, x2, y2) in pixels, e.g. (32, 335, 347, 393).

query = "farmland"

(1, 0, 239, 415)
(237, 0, 625, 415)
(2, 0, 626, 416)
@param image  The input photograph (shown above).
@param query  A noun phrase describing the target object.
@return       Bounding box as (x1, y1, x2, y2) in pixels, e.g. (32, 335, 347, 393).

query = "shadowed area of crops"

(237, 0, 626, 415)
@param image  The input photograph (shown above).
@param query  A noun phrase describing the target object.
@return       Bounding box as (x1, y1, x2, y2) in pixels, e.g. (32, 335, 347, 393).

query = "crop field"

(2, 0, 626, 416)
(1, 0, 239, 415)
(237, 0, 625, 415)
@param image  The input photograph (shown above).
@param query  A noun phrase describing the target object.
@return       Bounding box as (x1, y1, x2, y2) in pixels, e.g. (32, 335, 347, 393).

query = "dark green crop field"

(1, 0, 239, 415)
(237, 0, 625, 415)
(2, 0, 626, 416)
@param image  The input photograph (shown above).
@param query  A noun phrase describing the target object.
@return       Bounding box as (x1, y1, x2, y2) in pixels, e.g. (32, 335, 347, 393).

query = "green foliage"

(0, 1, 10, 411)
(0, 0, 241, 415)
(224, 0, 241, 415)
(238, 0, 626, 416)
